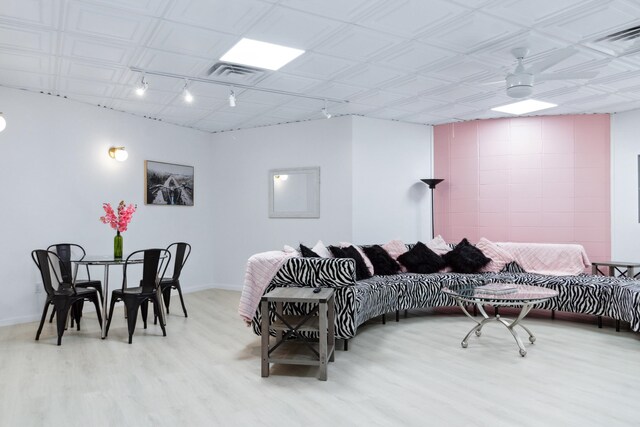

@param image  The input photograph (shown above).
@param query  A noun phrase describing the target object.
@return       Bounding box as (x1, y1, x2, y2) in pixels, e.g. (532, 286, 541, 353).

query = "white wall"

(611, 109, 640, 261)
(209, 116, 353, 288)
(351, 116, 433, 244)
(0, 87, 215, 326)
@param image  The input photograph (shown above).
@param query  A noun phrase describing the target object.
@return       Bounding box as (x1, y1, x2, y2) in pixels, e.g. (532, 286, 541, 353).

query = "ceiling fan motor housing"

(506, 73, 534, 98)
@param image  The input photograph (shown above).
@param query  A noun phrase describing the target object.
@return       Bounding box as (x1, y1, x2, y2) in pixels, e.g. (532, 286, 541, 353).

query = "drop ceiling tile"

(65, 2, 155, 43)
(164, 0, 271, 34)
(184, 81, 233, 100)
(0, 0, 59, 28)
(266, 105, 318, 121)
(421, 12, 522, 54)
(391, 97, 448, 114)
(256, 73, 322, 93)
(482, 0, 587, 27)
(146, 21, 236, 59)
(237, 90, 292, 105)
(59, 58, 124, 82)
(375, 41, 457, 73)
(82, 0, 168, 17)
(215, 100, 273, 116)
(313, 26, 403, 61)
(588, 70, 640, 91)
(245, 6, 342, 50)
(275, 52, 356, 80)
(366, 107, 414, 120)
(277, 0, 383, 22)
(330, 102, 377, 115)
(350, 90, 406, 107)
(240, 114, 293, 128)
(306, 81, 367, 100)
(61, 34, 135, 65)
(0, 50, 52, 74)
(383, 75, 450, 96)
(0, 69, 53, 90)
(280, 97, 328, 111)
(425, 58, 496, 83)
(359, 0, 467, 39)
(135, 49, 212, 77)
(539, 2, 640, 43)
(0, 25, 54, 54)
(335, 64, 405, 89)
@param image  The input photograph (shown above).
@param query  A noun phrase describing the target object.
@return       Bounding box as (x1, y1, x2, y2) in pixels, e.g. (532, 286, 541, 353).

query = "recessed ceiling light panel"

(491, 99, 557, 115)
(220, 38, 304, 71)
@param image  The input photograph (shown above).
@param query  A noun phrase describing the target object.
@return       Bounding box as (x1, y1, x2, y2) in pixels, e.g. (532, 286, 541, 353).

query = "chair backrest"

(123, 248, 171, 293)
(31, 250, 75, 296)
(47, 243, 87, 283)
(167, 242, 191, 280)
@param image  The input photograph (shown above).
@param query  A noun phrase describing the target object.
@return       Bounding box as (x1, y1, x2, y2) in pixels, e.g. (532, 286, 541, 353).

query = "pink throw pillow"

(426, 235, 451, 255)
(339, 242, 374, 276)
(382, 239, 408, 272)
(476, 237, 515, 273)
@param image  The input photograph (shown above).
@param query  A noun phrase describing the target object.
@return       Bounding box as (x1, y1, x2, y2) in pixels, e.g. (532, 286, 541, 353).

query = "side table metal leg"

(261, 300, 269, 378)
(496, 304, 534, 357)
(328, 296, 335, 362)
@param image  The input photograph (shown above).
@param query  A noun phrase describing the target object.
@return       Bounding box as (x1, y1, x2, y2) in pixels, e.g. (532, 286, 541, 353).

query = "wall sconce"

(0, 113, 6, 132)
(108, 147, 129, 162)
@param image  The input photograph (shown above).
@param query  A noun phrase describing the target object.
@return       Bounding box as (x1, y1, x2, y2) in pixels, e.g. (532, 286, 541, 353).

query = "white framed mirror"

(269, 167, 320, 218)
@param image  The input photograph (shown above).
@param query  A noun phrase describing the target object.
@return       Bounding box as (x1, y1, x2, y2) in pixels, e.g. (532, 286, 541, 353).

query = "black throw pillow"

(397, 241, 445, 274)
(362, 245, 400, 276)
(299, 244, 320, 258)
(442, 238, 491, 274)
(329, 245, 371, 281)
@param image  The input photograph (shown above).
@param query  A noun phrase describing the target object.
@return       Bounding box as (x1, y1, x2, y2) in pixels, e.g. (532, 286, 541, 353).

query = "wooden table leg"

(318, 300, 328, 381)
(328, 295, 335, 363)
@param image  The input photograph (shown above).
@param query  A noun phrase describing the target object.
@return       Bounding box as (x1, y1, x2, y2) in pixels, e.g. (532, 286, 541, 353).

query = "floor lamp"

(420, 178, 444, 239)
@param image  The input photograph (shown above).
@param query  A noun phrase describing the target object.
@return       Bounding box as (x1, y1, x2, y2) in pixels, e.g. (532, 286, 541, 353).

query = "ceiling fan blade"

(479, 80, 505, 86)
(527, 47, 578, 74)
(536, 71, 598, 82)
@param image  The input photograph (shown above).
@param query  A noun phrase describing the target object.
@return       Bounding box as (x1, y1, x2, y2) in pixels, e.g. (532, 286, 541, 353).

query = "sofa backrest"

(271, 257, 356, 288)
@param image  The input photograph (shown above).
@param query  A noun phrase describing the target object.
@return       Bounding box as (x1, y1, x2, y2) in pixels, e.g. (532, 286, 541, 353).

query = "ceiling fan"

(498, 47, 599, 98)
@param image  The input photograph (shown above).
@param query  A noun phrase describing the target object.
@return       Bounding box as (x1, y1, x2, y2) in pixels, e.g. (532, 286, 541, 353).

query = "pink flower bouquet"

(99, 201, 137, 232)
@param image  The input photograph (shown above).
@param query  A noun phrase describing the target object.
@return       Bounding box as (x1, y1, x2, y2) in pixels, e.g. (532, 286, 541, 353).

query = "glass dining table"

(72, 255, 167, 339)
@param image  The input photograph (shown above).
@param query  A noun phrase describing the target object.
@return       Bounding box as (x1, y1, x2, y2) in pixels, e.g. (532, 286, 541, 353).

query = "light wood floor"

(1, 289, 638, 427)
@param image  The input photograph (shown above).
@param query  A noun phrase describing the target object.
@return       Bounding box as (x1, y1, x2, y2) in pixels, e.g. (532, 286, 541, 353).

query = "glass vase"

(114, 230, 123, 259)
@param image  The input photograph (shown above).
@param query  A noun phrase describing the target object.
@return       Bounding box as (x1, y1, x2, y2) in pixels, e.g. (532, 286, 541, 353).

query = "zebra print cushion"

(251, 256, 640, 340)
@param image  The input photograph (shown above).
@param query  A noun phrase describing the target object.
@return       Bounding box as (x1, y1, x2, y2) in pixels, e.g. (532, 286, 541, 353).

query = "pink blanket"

(496, 242, 591, 276)
(238, 251, 295, 325)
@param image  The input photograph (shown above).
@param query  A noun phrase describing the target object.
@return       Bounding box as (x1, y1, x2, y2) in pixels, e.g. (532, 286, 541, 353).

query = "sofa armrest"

(270, 257, 356, 288)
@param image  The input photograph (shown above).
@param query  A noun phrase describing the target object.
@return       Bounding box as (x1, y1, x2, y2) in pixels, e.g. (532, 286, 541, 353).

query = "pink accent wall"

(434, 114, 610, 262)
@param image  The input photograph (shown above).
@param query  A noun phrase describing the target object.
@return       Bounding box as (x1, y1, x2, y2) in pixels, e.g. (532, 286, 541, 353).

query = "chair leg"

(72, 301, 83, 331)
(55, 300, 71, 346)
(152, 294, 167, 337)
(48, 309, 55, 324)
(141, 300, 149, 329)
(90, 295, 103, 327)
(162, 286, 171, 315)
(176, 284, 188, 318)
(36, 302, 51, 341)
(105, 297, 118, 338)
(124, 298, 141, 344)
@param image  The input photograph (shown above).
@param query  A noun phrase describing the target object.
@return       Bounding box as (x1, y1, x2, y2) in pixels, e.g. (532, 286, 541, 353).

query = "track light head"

(135, 77, 148, 96)
(182, 80, 193, 103)
(229, 90, 236, 107)
(321, 107, 332, 119)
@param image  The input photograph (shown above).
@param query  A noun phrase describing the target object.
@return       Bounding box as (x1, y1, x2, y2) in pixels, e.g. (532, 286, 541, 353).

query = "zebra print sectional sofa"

(251, 256, 640, 346)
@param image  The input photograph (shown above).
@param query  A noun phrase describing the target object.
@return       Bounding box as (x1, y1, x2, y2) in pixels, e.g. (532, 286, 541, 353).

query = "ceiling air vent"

(587, 25, 640, 57)
(205, 62, 266, 84)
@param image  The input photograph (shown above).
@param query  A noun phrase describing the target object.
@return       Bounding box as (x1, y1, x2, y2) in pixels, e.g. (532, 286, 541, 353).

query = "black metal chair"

(159, 242, 191, 317)
(46, 243, 103, 325)
(31, 250, 103, 346)
(105, 248, 171, 344)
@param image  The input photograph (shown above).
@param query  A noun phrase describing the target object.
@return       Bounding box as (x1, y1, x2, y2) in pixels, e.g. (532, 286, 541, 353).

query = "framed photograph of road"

(144, 160, 194, 206)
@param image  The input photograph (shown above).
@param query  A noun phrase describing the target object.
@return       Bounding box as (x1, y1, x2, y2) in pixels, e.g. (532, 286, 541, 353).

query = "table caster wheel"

(475, 330, 482, 337)
(519, 349, 527, 357)
(461, 342, 468, 348)
(529, 336, 536, 343)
